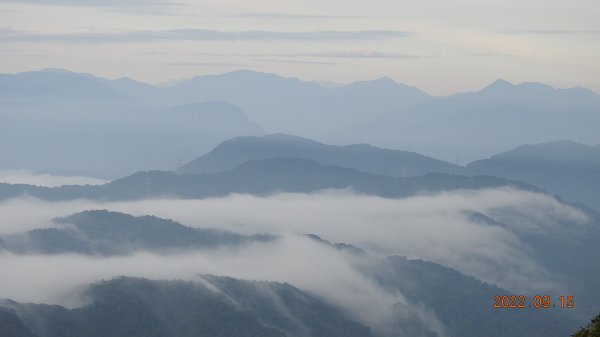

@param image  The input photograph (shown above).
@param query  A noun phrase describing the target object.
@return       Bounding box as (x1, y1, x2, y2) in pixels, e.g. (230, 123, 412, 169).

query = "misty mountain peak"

(511, 140, 594, 155)
(204, 69, 313, 85)
(483, 78, 514, 91)
(572, 85, 600, 97)
(335, 76, 430, 101)
(374, 76, 396, 83)
(468, 139, 600, 173)
(517, 81, 557, 93)
(178, 134, 463, 176)
(261, 133, 319, 143)
(345, 76, 402, 88)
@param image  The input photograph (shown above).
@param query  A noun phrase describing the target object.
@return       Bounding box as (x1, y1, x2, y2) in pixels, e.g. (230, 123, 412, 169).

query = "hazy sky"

(0, 0, 599, 94)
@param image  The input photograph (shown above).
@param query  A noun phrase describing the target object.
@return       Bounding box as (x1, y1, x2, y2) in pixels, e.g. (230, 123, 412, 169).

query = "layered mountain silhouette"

(178, 134, 463, 176)
(0, 276, 373, 337)
(108, 70, 431, 135)
(0, 210, 271, 255)
(2, 67, 600, 337)
(3, 69, 599, 176)
(0, 68, 142, 110)
(0, 263, 581, 337)
(1, 96, 263, 177)
(0, 204, 597, 336)
(0, 158, 537, 201)
(328, 79, 600, 162)
(373, 256, 577, 337)
(467, 140, 600, 210)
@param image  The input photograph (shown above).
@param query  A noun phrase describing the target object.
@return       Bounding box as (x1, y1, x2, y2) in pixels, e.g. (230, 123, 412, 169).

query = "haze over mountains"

(0, 157, 537, 202)
(2, 68, 599, 177)
(1, 276, 374, 337)
(1, 67, 599, 337)
(175, 134, 598, 211)
(467, 140, 600, 211)
(2, 130, 598, 211)
(1, 203, 594, 337)
(1, 70, 264, 177)
(329, 79, 600, 162)
(0, 210, 272, 255)
(178, 133, 463, 176)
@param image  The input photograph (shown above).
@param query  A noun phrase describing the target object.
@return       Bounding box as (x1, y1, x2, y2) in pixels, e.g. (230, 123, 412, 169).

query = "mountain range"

(175, 134, 600, 211)
(2, 68, 599, 176)
(0, 269, 577, 337)
(0, 210, 271, 255)
(328, 78, 600, 162)
(0, 276, 373, 337)
(0, 208, 590, 337)
(3, 130, 599, 211)
(1, 91, 263, 177)
(2, 68, 599, 336)
(0, 157, 537, 202)
(467, 140, 600, 210)
(177, 134, 463, 176)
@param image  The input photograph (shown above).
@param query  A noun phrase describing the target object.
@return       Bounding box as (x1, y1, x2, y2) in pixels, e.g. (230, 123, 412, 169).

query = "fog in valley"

(1, 1, 599, 335)
(0, 182, 592, 337)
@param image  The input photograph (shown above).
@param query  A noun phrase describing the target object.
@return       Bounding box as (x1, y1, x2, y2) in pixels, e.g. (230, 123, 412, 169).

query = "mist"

(0, 187, 591, 336)
(0, 188, 587, 292)
(0, 170, 108, 187)
(0, 236, 446, 337)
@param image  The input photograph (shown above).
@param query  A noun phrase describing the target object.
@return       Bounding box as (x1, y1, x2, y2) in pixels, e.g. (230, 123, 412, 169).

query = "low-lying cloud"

(0, 27, 412, 44)
(0, 188, 587, 293)
(0, 169, 108, 187)
(0, 236, 445, 337)
(0, 187, 589, 336)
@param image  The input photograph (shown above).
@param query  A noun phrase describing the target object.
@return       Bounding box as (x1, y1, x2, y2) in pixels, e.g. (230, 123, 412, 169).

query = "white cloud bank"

(0, 188, 588, 294)
(0, 170, 108, 187)
(0, 237, 447, 337)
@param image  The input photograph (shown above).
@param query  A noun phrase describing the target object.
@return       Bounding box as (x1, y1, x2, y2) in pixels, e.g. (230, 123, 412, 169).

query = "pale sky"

(0, 0, 599, 95)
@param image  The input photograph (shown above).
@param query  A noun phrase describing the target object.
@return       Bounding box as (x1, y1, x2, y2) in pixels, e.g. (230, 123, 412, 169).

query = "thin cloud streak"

(164, 62, 246, 67)
(254, 58, 336, 65)
(0, 27, 413, 44)
(507, 29, 600, 35)
(193, 50, 422, 60)
(278, 51, 422, 59)
(226, 12, 360, 20)
(0, 0, 173, 7)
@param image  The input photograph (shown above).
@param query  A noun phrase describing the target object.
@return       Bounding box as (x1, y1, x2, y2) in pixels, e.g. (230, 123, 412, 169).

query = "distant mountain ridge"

(327, 78, 600, 163)
(115, 71, 600, 164)
(3, 68, 600, 177)
(2, 67, 600, 337)
(469, 140, 600, 168)
(178, 134, 463, 176)
(0, 157, 539, 202)
(1, 97, 264, 178)
(467, 140, 600, 210)
(0, 276, 373, 337)
(0, 203, 597, 337)
(127, 69, 433, 137)
(0, 210, 271, 255)
(0, 258, 582, 337)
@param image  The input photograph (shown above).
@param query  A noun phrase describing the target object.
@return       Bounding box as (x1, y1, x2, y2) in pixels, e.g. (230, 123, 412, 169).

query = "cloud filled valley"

(0, 185, 596, 337)
(0, 188, 587, 289)
(2, 0, 600, 334)
(1, 122, 599, 337)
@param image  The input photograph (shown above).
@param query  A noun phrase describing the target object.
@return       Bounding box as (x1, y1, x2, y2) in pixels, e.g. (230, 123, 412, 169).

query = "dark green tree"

(572, 314, 600, 337)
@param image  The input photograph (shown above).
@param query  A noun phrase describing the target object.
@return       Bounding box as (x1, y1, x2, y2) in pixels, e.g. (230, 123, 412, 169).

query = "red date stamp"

(493, 295, 575, 309)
